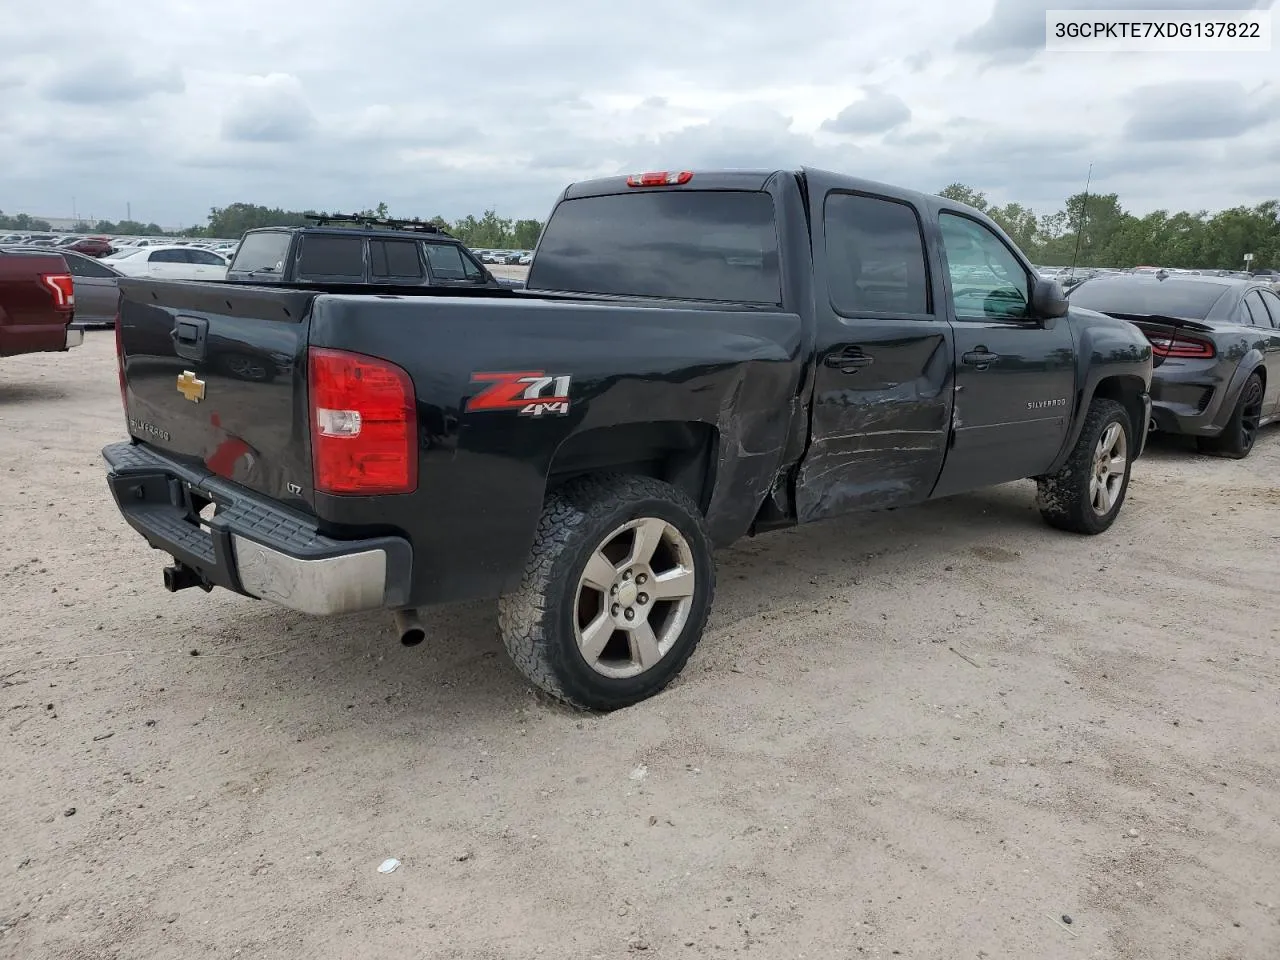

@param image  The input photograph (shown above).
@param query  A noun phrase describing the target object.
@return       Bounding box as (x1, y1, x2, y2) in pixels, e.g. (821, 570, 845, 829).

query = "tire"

(1196, 372, 1263, 460)
(1036, 398, 1133, 535)
(497, 473, 716, 711)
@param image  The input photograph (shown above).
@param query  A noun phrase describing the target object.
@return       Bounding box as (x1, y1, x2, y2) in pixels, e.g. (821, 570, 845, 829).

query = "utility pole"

(126, 202, 132, 222)
(73, 196, 77, 221)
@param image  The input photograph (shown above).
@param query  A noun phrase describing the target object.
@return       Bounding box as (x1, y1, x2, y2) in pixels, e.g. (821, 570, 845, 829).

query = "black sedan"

(1069, 272, 1280, 458)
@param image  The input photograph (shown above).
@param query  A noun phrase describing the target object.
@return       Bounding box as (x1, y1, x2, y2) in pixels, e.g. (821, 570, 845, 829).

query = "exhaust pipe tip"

(393, 609, 426, 647)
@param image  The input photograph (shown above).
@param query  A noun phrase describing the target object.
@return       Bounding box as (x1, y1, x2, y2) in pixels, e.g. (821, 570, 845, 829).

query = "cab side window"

(939, 213, 1031, 321)
(824, 192, 930, 316)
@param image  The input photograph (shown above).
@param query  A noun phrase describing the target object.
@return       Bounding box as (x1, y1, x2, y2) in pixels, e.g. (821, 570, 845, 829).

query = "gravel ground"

(2, 332, 1278, 959)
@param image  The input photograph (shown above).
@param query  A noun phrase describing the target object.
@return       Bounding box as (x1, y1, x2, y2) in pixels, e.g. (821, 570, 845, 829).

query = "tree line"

(0, 211, 54, 232)
(937, 184, 1278, 271)
(8, 188, 1279, 270)
(177, 202, 544, 249)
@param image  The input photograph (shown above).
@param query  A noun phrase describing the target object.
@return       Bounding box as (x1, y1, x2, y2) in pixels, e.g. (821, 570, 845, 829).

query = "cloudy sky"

(0, 0, 1276, 229)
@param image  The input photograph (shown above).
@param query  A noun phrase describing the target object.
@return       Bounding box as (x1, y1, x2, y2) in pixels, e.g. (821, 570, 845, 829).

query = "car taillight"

(40, 273, 75, 310)
(1146, 333, 1215, 359)
(114, 314, 126, 409)
(308, 347, 417, 495)
(626, 170, 693, 187)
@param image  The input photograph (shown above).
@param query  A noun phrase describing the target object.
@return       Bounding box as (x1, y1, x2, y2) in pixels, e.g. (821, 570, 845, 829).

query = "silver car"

(61, 250, 122, 327)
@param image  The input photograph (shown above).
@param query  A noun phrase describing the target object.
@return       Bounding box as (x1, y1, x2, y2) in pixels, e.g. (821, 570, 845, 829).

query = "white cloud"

(0, 0, 1275, 228)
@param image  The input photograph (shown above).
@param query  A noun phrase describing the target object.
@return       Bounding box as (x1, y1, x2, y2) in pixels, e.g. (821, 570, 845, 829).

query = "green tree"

(987, 202, 1039, 253)
(937, 183, 989, 211)
(205, 203, 312, 237)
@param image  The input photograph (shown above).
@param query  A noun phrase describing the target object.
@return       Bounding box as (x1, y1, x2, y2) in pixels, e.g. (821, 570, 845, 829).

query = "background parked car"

(68, 237, 114, 258)
(107, 245, 228, 282)
(60, 250, 122, 327)
(1069, 272, 1280, 458)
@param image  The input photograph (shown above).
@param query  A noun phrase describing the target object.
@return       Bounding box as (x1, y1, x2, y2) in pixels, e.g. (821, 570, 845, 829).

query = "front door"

(931, 210, 1077, 498)
(795, 184, 954, 523)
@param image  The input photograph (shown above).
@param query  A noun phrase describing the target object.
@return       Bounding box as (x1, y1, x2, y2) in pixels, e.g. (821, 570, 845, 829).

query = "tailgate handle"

(171, 316, 208, 361)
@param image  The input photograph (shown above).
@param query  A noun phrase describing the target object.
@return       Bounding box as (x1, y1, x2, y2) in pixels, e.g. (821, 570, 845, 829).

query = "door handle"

(824, 349, 874, 372)
(962, 349, 1000, 367)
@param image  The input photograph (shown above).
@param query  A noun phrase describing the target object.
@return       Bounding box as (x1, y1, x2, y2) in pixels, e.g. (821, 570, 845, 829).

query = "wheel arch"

(1091, 374, 1149, 444)
(1048, 373, 1149, 473)
(547, 420, 720, 517)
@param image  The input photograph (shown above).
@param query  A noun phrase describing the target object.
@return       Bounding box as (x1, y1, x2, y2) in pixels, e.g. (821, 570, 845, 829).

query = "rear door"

(294, 234, 366, 283)
(186, 248, 229, 280)
(795, 178, 953, 521)
(931, 210, 1077, 497)
(147, 249, 191, 280)
(369, 239, 426, 286)
(64, 253, 119, 324)
(117, 279, 319, 504)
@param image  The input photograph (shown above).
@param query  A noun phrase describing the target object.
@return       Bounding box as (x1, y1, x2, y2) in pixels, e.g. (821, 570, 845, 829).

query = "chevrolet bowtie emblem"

(176, 370, 206, 403)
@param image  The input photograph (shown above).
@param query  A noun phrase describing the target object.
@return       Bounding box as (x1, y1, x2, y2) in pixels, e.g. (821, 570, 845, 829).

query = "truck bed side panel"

(307, 295, 804, 604)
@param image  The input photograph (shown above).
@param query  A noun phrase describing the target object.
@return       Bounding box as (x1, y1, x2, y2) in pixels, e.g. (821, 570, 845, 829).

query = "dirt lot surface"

(3, 333, 1278, 959)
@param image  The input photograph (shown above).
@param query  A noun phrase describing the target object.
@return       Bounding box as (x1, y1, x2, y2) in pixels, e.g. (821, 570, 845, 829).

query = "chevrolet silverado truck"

(104, 168, 1153, 710)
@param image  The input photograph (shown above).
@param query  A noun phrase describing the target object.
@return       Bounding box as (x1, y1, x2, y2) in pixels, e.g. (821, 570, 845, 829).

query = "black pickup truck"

(105, 168, 1153, 710)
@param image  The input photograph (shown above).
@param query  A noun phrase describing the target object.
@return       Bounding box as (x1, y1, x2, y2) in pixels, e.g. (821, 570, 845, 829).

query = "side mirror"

(1031, 277, 1069, 319)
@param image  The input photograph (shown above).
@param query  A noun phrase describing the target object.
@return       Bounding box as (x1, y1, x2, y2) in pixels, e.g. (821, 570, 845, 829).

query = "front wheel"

(1036, 398, 1133, 535)
(498, 474, 715, 711)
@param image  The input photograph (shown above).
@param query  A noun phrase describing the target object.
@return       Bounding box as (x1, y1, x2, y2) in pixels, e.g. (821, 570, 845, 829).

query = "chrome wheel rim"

(1240, 379, 1263, 451)
(1089, 421, 1128, 516)
(573, 517, 696, 679)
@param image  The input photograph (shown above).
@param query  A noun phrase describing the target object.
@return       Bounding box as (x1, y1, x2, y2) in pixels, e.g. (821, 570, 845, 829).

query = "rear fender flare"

(1217, 353, 1266, 427)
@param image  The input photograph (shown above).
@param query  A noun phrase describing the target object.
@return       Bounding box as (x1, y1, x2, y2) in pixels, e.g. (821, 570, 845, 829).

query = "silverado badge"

(177, 370, 206, 403)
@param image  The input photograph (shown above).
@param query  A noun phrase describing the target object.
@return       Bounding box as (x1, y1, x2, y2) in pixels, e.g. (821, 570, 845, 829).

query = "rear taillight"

(1146, 333, 1215, 359)
(114, 314, 126, 409)
(308, 347, 417, 495)
(626, 170, 693, 187)
(40, 273, 75, 311)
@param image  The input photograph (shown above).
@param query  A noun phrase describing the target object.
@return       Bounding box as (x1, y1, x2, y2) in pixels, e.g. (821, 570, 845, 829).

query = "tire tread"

(497, 473, 714, 710)
(1036, 398, 1131, 535)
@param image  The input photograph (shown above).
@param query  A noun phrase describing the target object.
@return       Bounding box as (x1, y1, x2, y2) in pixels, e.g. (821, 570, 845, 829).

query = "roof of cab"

(559, 167, 982, 216)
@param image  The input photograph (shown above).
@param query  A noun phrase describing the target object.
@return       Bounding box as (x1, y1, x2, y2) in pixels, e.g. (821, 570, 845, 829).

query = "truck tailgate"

(117, 278, 319, 506)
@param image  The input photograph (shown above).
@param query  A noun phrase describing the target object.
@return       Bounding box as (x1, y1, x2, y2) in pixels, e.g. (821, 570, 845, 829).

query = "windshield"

(1069, 277, 1230, 320)
(528, 190, 782, 305)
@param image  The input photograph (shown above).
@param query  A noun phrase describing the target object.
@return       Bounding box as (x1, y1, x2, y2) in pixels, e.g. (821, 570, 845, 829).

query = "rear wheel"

(1036, 398, 1133, 535)
(1197, 372, 1263, 460)
(498, 474, 715, 711)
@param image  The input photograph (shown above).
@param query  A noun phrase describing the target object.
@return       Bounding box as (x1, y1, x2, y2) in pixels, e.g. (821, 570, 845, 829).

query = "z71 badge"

(466, 371, 572, 417)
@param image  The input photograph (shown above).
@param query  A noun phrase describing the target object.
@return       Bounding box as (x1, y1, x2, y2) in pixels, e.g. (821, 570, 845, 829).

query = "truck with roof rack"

(103, 167, 1153, 711)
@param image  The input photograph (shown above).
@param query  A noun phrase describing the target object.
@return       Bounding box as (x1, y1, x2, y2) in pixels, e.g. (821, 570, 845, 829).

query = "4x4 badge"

(466, 371, 571, 417)
(176, 370, 206, 403)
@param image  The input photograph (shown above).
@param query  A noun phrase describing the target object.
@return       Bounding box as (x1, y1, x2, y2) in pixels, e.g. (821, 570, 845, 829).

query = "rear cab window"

(528, 190, 782, 304)
(296, 235, 365, 281)
(231, 231, 291, 276)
